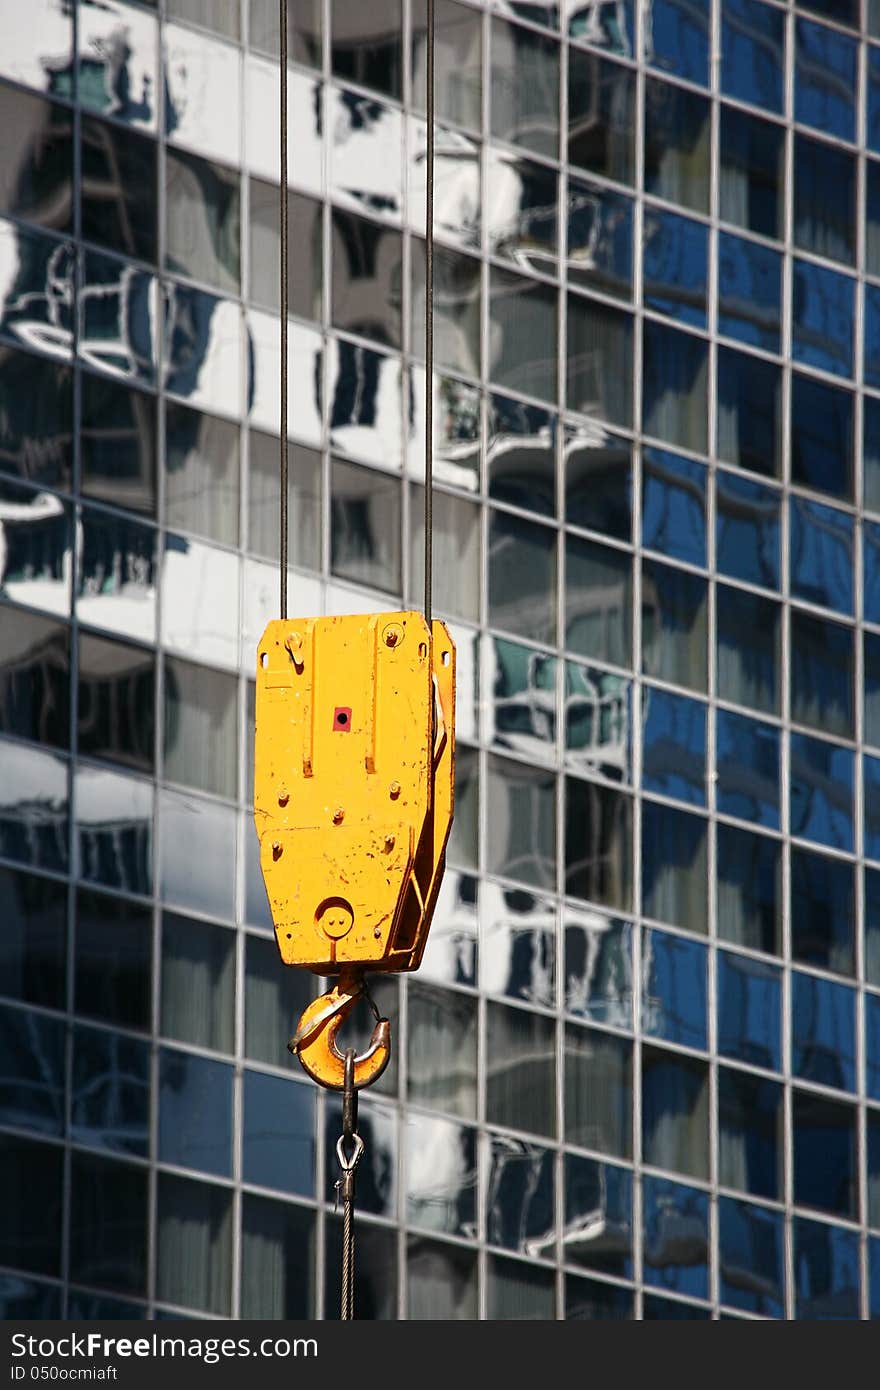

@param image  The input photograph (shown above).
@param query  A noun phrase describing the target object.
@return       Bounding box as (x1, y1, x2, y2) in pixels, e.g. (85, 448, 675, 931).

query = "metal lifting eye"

(288, 968, 391, 1091)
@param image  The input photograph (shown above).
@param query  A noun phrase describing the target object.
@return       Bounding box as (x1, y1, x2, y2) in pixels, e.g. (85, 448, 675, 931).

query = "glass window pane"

(164, 22, 242, 167)
(412, 0, 482, 130)
(486, 151, 558, 273)
(158, 1047, 233, 1177)
(77, 0, 158, 131)
(408, 484, 480, 624)
(163, 655, 236, 800)
(481, 886, 556, 1008)
(485, 1134, 555, 1256)
(644, 78, 710, 214)
(244, 932, 314, 1069)
(566, 534, 631, 670)
(716, 473, 780, 591)
(564, 1022, 632, 1158)
(793, 1089, 857, 1220)
(565, 778, 632, 911)
(792, 260, 853, 380)
(159, 788, 236, 923)
(74, 886, 151, 1031)
(720, 103, 785, 237)
(716, 344, 782, 478)
(250, 0, 322, 66)
(716, 709, 780, 830)
(794, 133, 855, 266)
(407, 981, 477, 1119)
(79, 247, 157, 388)
(641, 800, 706, 934)
(488, 267, 556, 404)
(564, 661, 633, 784)
(718, 949, 781, 1071)
(78, 630, 154, 775)
(164, 402, 239, 546)
(165, 147, 239, 294)
(641, 1046, 709, 1181)
(642, 558, 707, 693)
(642, 686, 706, 807)
(407, 1237, 478, 1320)
(865, 631, 880, 752)
(0, 0, 73, 96)
(243, 1070, 315, 1198)
(719, 1197, 784, 1318)
(80, 116, 157, 265)
(0, 604, 69, 750)
(565, 1273, 632, 1319)
(330, 458, 401, 598)
(644, 0, 709, 86)
(791, 608, 853, 739)
(792, 497, 853, 618)
(793, 1215, 859, 1320)
(642, 321, 708, 456)
(867, 162, 880, 280)
(168, 0, 239, 39)
(565, 426, 632, 541)
(405, 1113, 477, 1238)
(569, 49, 636, 183)
(717, 824, 781, 959)
(160, 911, 234, 1054)
(80, 374, 156, 518)
(795, 17, 856, 143)
(74, 763, 152, 896)
(791, 845, 854, 976)
(0, 1133, 62, 1277)
(248, 432, 321, 573)
(790, 731, 853, 853)
(328, 86, 401, 225)
(566, 293, 633, 429)
(721, 0, 784, 112)
(241, 1193, 315, 1319)
(643, 209, 707, 329)
(249, 180, 322, 319)
(718, 232, 781, 354)
(716, 584, 780, 716)
(643, 1175, 709, 1299)
(792, 970, 855, 1095)
(69, 1151, 147, 1296)
(718, 1066, 783, 1200)
(70, 1023, 149, 1158)
(156, 1172, 231, 1315)
(642, 929, 706, 1050)
(642, 447, 705, 568)
(412, 239, 481, 381)
(77, 507, 157, 645)
(487, 1253, 555, 1318)
(564, 1153, 631, 1276)
(331, 0, 401, 98)
(0, 1003, 64, 1137)
(486, 999, 556, 1140)
(331, 207, 401, 351)
(0, 865, 66, 1011)
(0, 346, 72, 492)
(565, 176, 632, 301)
(0, 85, 73, 233)
(564, 913, 633, 1028)
(323, 1094, 397, 1219)
(486, 635, 557, 763)
(489, 509, 556, 646)
(324, 1218, 397, 1321)
(490, 17, 559, 160)
(0, 736, 68, 875)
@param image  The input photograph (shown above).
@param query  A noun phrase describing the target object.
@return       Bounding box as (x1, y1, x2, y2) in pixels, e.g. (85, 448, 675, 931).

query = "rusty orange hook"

(288, 967, 391, 1091)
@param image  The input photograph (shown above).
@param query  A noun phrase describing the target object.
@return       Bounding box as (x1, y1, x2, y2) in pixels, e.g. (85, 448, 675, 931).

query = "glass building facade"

(3, 0, 880, 1321)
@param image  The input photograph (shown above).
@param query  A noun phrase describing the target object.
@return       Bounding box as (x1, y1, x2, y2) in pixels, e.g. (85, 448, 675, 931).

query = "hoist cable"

(279, 0, 289, 620)
(424, 0, 435, 627)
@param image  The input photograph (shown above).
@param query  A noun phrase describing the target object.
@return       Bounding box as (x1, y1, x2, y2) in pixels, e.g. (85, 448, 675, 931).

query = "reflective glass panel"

(163, 655, 237, 800)
(790, 608, 853, 739)
(0, 84, 72, 234)
(485, 1134, 555, 1257)
(160, 912, 233, 1055)
(248, 433, 321, 573)
(490, 17, 559, 160)
(565, 661, 632, 784)
(794, 133, 855, 266)
(642, 447, 706, 568)
(0, 1004, 64, 1137)
(566, 293, 633, 429)
(0, 604, 69, 750)
(719, 105, 784, 241)
(404, 1113, 477, 1238)
(74, 887, 151, 1031)
(566, 534, 631, 670)
(249, 0, 322, 66)
(563, 420, 632, 541)
(486, 1253, 555, 1320)
(412, 0, 482, 131)
(490, 509, 556, 646)
(563, 1154, 631, 1276)
(486, 999, 556, 1140)
(794, 1215, 859, 1320)
(795, 17, 856, 143)
(718, 1066, 782, 1201)
(717, 233, 781, 354)
(565, 176, 632, 301)
(156, 1173, 231, 1316)
(563, 913, 633, 1029)
(326, 1083, 395, 1213)
(644, 78, 710, 214)
(716, 823, 781, 957)
(642, 559, 707, 693)
(243, 1071, 315, 1198)
(642, 1048, 709, 1180)
(565, 1274, 632, 1319)
(792, 971, 856, 1094)
(70, 1024, 149, 1158)
(249, 181, 322, 320)
(718, 1197, 784, 1318)
(69, 1151, 147, 1296)
(568, 52, 636, 187)
(865, 754, 880, 862)
(328, 86, 402, 223)
(78, 630, 154, 774)
(866, 631, 880, 752)
(717, 950, 781, 1071)
(791, 845, 854, 976)
(160, 533, 239, 671)
(324, 334, 401, 467)
(642, 686, 706, 808)
(565, 778, 632, 911)
(486, 152, 558, 273)
(643, 1176, 709, 1299)
(164, 22, 241, 166)
(74, 764, 151, 897)
(485, 753, 556, 892)
(488, 267, 556, 404)
(481, 885, 555, 1009)
(0, 865, 66, 1011)
(165, 402, 239, 546)
(0, 219, 75, 364)
(0, 736, 68, 875)
(644, 0, 709, 87)
(643, 210, 707, 329)
(487, 393, 554, 517)
(80, 116, 157, 266)
(0, 1133, 62, 1277)
(793, 1089, 857, 1219)
(716, 472, 780, 590)
(721, 0, 784, 112)
(790, 731, 853, 854)
(486, 636, 556, 763)
(79, 247, 157, 387)
(867, 162, 880, 280)
(407, 1238, 477, 1320)
(641, 800, 706, 934)
(564, 1023, 632, 1158)
(324, 1218, 397, 1321)
(792, 260, 853, 380)
(80, 373, 156, 517)
(407, 981, 477, 1120)
(331, 207, 402, 351)
(77, 507, 157, 645)
(244, 931, 313, 1069)
(165, 147, 240, 295)
(167, 0, 239, 38)
(642, 321, 707, 456)
(642, 930, 707, 1051)
(716, 344, 782, 479)
(0, 0, 73, 97)
(0, 346, 72, 492)
(791, 497, 853, 616)
(164, 280, 243, 421)
(330, 458, 401, 599)
(418, 870, 479, 990)
(76, 1, 158, 130)
(331, 0, 401, 99)
(159, 788, 236, 924)
(717, 585, 779, 715)
(865, 286, 880, 391)
(716, 709, 780, 831)
(240, 1193, 315, 1320)
(158, 1047, 232, 1178)
(407, 370, 480, 493)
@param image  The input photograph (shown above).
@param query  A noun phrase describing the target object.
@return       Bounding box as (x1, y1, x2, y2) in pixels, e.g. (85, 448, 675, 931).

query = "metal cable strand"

(341, 1184, 355, 1321)
(279, 0, 289, 619)
(424, 0, 434, 627)
(338, 1048, 362, 1321)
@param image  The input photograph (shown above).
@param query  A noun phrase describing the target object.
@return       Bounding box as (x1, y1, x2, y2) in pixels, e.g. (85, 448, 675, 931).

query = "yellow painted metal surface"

(253, 610, 455, 977)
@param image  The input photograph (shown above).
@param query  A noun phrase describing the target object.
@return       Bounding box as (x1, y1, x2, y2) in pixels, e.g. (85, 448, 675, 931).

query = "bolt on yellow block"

(253, 610, 455, 977)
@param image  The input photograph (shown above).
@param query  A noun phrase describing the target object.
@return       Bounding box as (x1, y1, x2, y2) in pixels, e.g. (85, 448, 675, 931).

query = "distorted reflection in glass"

(407, 118, 481, 251)
(565, 1025, 631, 1158)
(408, 484, 480, 623)
(642, 448, 705, 568)
(446, 741, 478, 871)
(718, 1197, 784, 1318)
(716, 584, 779, 715)
(716, 709, 780, 830)
(248, 311, 321, 443)
(644, 77, 710, 214)
(791, 496, 853, 617)
(80, 115, 157, 267)
(78, 630, 154, 775)
(791, 844, 853, 976)
(795, 16, 856, 142)
(792, 259, 853, 380)
(0, 346, 72, 492)
(407, 980, 477, 1119)
(74, 887, 151, 1031)
(243, 1071, 315, 1198)
(79, 248, 157, 387)
(717, 344, 781, 478)
(417, 869, 478, 989)
(165, 402, 239, 546)
(490, 16, 559, 160)
(481, 882, 555, 1007)
(249, 181, 322, 319)
(0, 864, 67, 1012)
(412, 0, 482, 131)
(241, 558, 320, 675)
(716, 823, 780, 957)
(164, 654, 237, 799)
(792, 971, 855, 1094)
(407, 1238, 477, 1321)
(485, 634, 556, 761)
(864, 754, 880, 862)
(485, 1133, 554, 1258)
(566, 534, 631, 669)
(0, 0, 73, 97)
(717, 950, 781, 1071)
(485, 752, 555, 891)
(642, 558, 707, 693)
(164, 21, 241, 166)
(486, 151, 557, 272)
(565, 660, 631, 783)
(643, 209, 707, 329)
(718, 232, 781, 353)
(794, 132, 855, 266)
(328, 86, 402, 222)
(77, 507, 156, 644)
(642, 1047, 709, 1181)
(716, 472, 779, 590)
(248, 433, 320, 573)
(486, 392, 554, 516)
(489, 508, 556, 645)
(80, 373, 156, 517)
(793, 1089, 857, 1220)
(566, 292, 633, 428)
(565, 175, 632, 301)
(568, 0, 634, 54)
(70, 1024, 149, 1157)
(568, 51, 636, 188)
(405, 1113, 477, 1238)
(642, 686, 706, 807)
(0, 1004, 64, 1137)
(330, 0, 401, 98)
(565, 778, 632, 911)
(790, 608, 853, 738)
(326, 333, 401, 468)
(486, 999, 556, 1140)
(563, 1152, 631, 1277)
(76, 0, 158, 131)
(642, 320, 708, 456)
(407, 371, 480, 492)
(563, 911, 632, 1028)
(721, 0, 784, 112)
(244, 59, 321, 193)
(249, 0, 321, 65)
(331, 207, 402, 350)
(642, 929, 707, 1050)
(719, 1067, 782, 1201)
(0, 219, 74, 363)
(642, 1176, 708, 1299)
(793, 1215, 859, 1320)
(73, 763, 152, 896)
(412, 241, 481, 382)
(330, 457, 401, 596)
(0, 605, 69, 751)
(719, 105, 784, 242)
(790, 731, 853, 853)
(165, 147, 239, 295)
(164, 279, 243, 420)
(159, 788, 235, 924)
(156, 1173, 231, 1316)
(0, 85, 73, 234)
(642, 800, 706, 934)
(160, 533, 239, 670)
(791, 371, 853, 500)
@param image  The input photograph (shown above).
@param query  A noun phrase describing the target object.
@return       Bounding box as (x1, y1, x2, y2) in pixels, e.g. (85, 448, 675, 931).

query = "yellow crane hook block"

(253, 610, 455, 978)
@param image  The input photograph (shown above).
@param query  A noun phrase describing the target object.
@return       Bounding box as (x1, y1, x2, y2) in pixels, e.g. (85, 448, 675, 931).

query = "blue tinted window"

(568, 51, 636, 187)
(867, 633, 880, 751)
(718, 233, 781, 354)
(718, 1067, 782, 1200)
(642, 687, 706, 807)
(717, 950, 781, 1071)
(642, 930, 707, 1050)
(642, 1175, 709, 1298)
(566, 177, 633, 300)
(718, 1198, 784, 1318)
(871, 1237, 880, 1320)
(792, 260, 853, 380)
(642, 447, 706, 567)
(863, 754, 880, 863)
(642, 321, 708, 456)
(791, 846, 853, 976)
(564, 663, 632, 784)
(795, 17, 856, 143)
(793, 1090, 857, 1220)
(792, 972, 856, 1094)
(716, 584, 780, 715)
(866, 395, 880, 519)
(716, 709, 779, 830)
(645, 0, 709, 87)
(869, 866, 880, 989)
(716, 472, 780, 590)
(869, 48, 880, 155)
(641, 803, 706, 935)
(242, 1071, 315, 1197)
(71, 1025, 149, 1158)
(719, 106, 783, 241)
(564, 1154, 632, 1277)
(644, 79, 710, 214)
(486, 1136, 554, 1253)
(158, 1049, 233, 1177)
(867, 160, 880, 280)
(643, 209, 707, 329)
(794, 1216, 859, 1319)
(793, 134, 855, 266)
(790, 731, 853, 853)
(642, 558, 708, 693)
(0, 1005, 64, 1138)
(868, 1113, 880, 1231)
(563, 917, 633, 1028)
(642, 1047, 709, 1180)
(716, 824, 781, 957)
(868, 992, 880, 1101)
(716, 345, 781, 478)
(865, 285, 880, 390)
(721, 0, 784, 112)
(569, 2, 635, 55)
(790, 497, 853, 616)
(790, 608, 853, 739)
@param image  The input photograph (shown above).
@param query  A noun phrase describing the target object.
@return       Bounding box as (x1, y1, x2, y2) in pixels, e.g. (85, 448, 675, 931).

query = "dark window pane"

(165, 402, 239, 546)
(81, 116, 157, 265)
(78, 630, 155, 774)
(717, 823, 781, 956)
(0, 346, 72, 490)
(0, 1276, 61, 1319)
(716, 472, 780, 591)
(564, 660, 633, 784)
(789, 730, 853, 854)
(408, 980, 477, 1119)
(165, 146, 239, 294)
(716, 584, 780, 716)
(331, 0, 401, 100)
(74, 887, 151, 1030)
(793, 133, 855, 266)
(158, 1048, 233, 1177)
(867, 161, 880, 280)
(793, 1090, 857, 1220)
(568, 52, 636, 186)
(407, 1237, 477, 1320)
(792, 259, 853, 380)
(642, 1048, 709, 1181)
(156, 1173, 232, 1316)
(330, 458, 401, 597)
(642, 447, 706, 568)
(486, 752, 556, 891)
(488, 393, 555, 517)
(717, 345, 782, 478)
(566, 533, 631, 669)
(717, 949, 781, 1071)
(642, 321, 708, 456)
(325, 1218, 398, 1320)
(244, 932, 313, 1069)
(643, 209, 707, 330)
(642, 687, 706, 808)
(486, 999, 556, 1140)
(645, 0, 709, 87)
(869, 866, 880, 989)
(565, 176, 632, 301)
(489, 509, 556, 646)
(791, 845, 853, 976)
(718, 1066, 783, 1200)
(642, 558, 708, 693)
(642, 800, 706, 934)
(790, 607, 853, 739)
(0, 1003, 64, 1137)
(0, 84, 73, 232)
(718, 232, 781, 354)
(719, 1197, 784, 1318)
(242, 1070, 315, 1197)
(644, 78, 710, 214)
(794, 1215, 859, 1320)
(491, 17, 559, 160)
(564, 1023, 632, 1158)
(80, 374, 156, 518)
(642, 929, 706, 1050)
(717, 709, 779, 830)
(791, 496, 853, 616)
(0, 865, 66, 1010)
(643, 1175, 709, 1299)
(792, 971, 856, 1094)
(488, 268, 557, 404)
(866, 631, 880, 752)
(69, 1151, 147, 1296)
(241, 1193, 315, 1319)
(566, 292, 633, 429)
(0, 1133, 63, 1277)
(486, 1135, 554, 1256)
(331, 207, 401, 350)
(0, 604, 69, 750)
(721, 0, 784, 112)
(565, 778, 632, 911)
(795, 17, 856, 143)
(719, 105, 784, 241)
(565, 429, 632, 541)
(70, 1024, 149, 1158)
(160, 912, 234, 1053)
(564, 1154, 632, 1276)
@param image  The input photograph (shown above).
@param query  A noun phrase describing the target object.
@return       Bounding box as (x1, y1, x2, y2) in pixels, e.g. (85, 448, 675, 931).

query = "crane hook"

(288, 966, 391, 1091)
